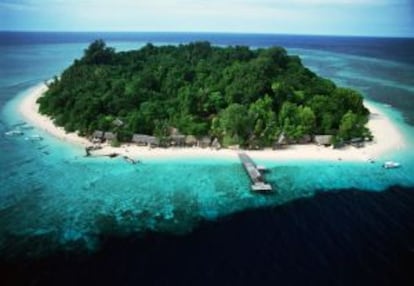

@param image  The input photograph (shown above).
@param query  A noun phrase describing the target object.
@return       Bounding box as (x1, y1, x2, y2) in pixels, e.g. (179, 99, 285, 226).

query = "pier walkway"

(238, 153, 272, 192)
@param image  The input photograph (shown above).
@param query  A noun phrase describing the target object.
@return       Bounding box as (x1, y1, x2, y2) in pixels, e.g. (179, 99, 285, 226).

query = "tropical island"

(37, 40, 371, 149)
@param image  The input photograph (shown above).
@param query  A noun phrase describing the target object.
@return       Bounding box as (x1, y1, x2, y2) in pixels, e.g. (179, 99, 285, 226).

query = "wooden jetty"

(238, 153, 272, 192)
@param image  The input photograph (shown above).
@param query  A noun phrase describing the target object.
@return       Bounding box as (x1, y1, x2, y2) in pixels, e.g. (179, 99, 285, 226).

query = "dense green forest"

(38, 40, 371, 147)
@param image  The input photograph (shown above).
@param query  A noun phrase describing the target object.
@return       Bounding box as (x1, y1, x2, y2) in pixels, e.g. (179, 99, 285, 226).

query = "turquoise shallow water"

(1, 36, 414, 255)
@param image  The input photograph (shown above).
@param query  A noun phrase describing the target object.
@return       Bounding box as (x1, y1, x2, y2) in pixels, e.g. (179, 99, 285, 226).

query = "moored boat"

(383, 161, 401, 169)
(25, 135, 43, 141)
(123, 156, 138, 164)
(5, 130, 24, 136)
(21, 125, 34, 130)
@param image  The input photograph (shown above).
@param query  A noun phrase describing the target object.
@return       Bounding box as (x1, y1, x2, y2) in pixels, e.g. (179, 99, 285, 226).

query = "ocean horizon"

(1, 32, 414, 285)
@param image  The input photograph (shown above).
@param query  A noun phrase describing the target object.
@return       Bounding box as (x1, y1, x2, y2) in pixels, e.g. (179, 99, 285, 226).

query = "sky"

(0, 0, 413, 37)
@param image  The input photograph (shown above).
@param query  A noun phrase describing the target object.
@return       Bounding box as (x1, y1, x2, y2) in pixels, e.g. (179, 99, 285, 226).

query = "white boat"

(21, 125, 34, 130)
(5, 130, 24, 136)
(383, 161, 401, 169)
(25, 135, 43, 141)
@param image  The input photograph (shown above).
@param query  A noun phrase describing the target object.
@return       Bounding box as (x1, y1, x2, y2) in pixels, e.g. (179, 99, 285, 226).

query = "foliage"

(38, 40, 370, 147)
(110, 138, 121, 147)
(337, 110, 371, 141)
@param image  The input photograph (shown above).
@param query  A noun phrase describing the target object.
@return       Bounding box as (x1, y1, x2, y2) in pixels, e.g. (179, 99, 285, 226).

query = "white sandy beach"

(18, 83, 406, 162)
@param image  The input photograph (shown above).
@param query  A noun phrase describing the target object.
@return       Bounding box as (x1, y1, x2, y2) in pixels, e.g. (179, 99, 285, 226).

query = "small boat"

(383, 161, 401, 169)
(123, 156, 138, 164)
(21, 125, 34, 130)
(11, 122, 26, 127)
(25, 135, 43, 141)
(108, 153, 119, 158)
(37, 145, 47, 150)
(5, 130, 24, 136)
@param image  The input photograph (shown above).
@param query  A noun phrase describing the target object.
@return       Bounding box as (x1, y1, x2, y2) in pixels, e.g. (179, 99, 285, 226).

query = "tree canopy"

(38, 40, 370, 147)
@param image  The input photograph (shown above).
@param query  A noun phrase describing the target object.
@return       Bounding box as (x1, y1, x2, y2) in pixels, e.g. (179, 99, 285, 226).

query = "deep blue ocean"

(0, 32, 414, 285)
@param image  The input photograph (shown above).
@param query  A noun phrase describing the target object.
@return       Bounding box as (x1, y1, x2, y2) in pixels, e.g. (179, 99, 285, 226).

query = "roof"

(92, 130, 104, 138)
(132, 134, 150, 141)
(314, 135, 333, 145)
(169, 127, 180, 136)
(185, 135, 197, 144)
(147, 137, 159, 144)
(104, 132, 116, 140)
(201, 136, 211, 143)
(132, 134, 159, 144)
(170, 134, 185, 140)
(350, 137, 363, 143)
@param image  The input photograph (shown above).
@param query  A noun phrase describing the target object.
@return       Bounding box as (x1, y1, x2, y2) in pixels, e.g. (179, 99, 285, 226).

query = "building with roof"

(132, 134, 159, 146)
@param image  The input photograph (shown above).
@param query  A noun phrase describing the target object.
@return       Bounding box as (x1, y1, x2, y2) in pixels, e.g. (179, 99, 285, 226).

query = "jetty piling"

(238, 153, 272, 192)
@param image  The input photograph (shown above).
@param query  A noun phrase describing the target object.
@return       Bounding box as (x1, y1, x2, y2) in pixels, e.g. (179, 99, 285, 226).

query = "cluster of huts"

(273, 133, 333, 148)
(90, 130, 221, 149)
(91, 130, 367, 149)
(90, 117, 367, 150)
(274, 133, 367, 149)
(313, 135, 367, 148)
(91, 131, 117, 144)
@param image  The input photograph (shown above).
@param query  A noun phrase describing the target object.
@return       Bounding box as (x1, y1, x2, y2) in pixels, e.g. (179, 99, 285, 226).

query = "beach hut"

(103, 132, 117, 143)
(314, 135, 333, 146)
(132, 134, 160, 147)
(147, 136, 160, 147)
(185, 135, 197, 147)
(170, 135, 186, 146)
(166, 126, 187, 146)
(298, 134, 312, 144)
(91, 130, 104, 143)
(350, 137, 364, 148)
(199, 136, 211, 148)
(132, 134, 150, 146)
(169, 127, 180, 136)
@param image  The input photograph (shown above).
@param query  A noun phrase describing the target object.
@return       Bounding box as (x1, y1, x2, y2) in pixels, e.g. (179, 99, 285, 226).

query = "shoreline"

(18, 83, 406, 162)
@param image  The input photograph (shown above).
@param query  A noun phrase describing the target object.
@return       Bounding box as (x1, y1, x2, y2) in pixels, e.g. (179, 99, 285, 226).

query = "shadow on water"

(1, 186, 414, 286)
